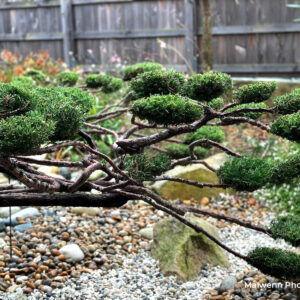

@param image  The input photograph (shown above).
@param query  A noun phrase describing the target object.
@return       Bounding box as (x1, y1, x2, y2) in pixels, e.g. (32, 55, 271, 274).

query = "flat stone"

(152, 153, 231, 201)
(71, 207, 101, 216)
(14, 223, 33, 233)
(3, 208, 40, 225)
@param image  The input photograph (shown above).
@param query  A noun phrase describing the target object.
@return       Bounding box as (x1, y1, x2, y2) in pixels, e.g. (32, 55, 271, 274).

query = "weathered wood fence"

(0, 0, 299, 75)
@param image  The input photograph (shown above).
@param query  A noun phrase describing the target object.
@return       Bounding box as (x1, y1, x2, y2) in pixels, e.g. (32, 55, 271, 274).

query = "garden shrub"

(123, 62, 163, 81)
(234, 82, 276, 104)
(270, 111, 300, 143)
(85, 74, 123, 93)
(164, 143, 208, 159)
(130, 70, 185, 100)
(132, 94, 203, 126)
(217, 156, 273, 191)
(180, 71, 232, 102)
(184, 126, 225, 146)
(124, 152, 171, 182)
(56, 71, 79, 87)
(273, 89, 300, 115)
(248, 247, 300, 280)
(270, 215, 300, 247)
(25, 69, 46, 82)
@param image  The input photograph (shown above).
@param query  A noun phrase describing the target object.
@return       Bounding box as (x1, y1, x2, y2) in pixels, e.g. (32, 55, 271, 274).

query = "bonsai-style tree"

(0, 63, 300, 281)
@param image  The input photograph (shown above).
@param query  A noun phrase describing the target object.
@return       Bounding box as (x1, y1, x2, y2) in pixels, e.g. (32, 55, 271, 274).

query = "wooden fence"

(0, 0, 299, 75)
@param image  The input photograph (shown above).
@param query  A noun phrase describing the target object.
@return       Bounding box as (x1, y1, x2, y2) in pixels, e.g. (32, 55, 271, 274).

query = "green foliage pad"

(57, 72, 79, 87)
(132, 94, 203, 126)
(274, 89, 300, 115)
(164, 144, 208, 159)
(184, 126, 225, 146)
(248, 247, 300, 280)
(123, 62, 163, 81)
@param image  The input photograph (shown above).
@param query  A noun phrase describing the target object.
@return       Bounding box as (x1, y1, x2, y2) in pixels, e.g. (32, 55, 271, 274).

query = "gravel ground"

(0, 194, 298, 300)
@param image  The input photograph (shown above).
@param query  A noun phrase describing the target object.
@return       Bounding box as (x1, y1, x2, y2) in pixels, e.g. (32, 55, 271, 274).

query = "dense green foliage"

(205, 97, 224, 110)
(10, 76, 34, 89)
(123, 62, 163, 81)
(217, 157, 273, 191)
(234, 82, 276, 104)
(132, 94, 203, 126)
(184, 126, 225, 146)
(164, 143, 208, 159)
(180, 71, 232, 102)
(25, 69, 46, 82)
(270, 215, 300, 247)
(270, 153, 300, 184)
(273, 89, 300, 115)
(56, 71, 79, 87)
(0, 112, 55, 157)
(124, 153, 171, 182)
(85, 74, 123, 93)
(130, 70, 185, 100)
(33, 87, 88, 141)
(227, 103, 268, 120)
(248, 247, 300, 280)
(270, 111, 300, 143)
(0, 83, 35, 116)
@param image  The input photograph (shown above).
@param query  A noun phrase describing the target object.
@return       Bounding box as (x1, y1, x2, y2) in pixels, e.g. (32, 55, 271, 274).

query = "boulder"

(152, 153, 230, 201)
(59, 244, 85, 262)
(71, 207, 101, 216)
(151, 217, 229, 281)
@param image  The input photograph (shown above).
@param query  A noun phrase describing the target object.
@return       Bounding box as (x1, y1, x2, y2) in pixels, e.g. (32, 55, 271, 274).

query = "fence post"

(184, 0, 198, 74)
(60, 0, 74, 67)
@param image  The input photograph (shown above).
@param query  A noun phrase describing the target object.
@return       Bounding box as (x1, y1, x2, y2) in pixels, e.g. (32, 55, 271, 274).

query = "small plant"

(56, 71, 79, 86)
(165, 143, 208, 159)
(25, 69, 46, 82)
(85, 74, 123, 93)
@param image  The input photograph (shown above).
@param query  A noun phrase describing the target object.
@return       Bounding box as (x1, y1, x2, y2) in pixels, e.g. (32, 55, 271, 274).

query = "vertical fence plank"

(61, 0, 74, 66)
(184, 0, 197, 73)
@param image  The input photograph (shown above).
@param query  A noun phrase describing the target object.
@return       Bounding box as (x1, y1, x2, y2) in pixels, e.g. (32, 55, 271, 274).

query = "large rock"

(0, 207, 21, 218)
(2, 207, 40, 225)
(71, 207, 101, 216)
(151, 217, 229, 281)
(152, 153, 230, 201)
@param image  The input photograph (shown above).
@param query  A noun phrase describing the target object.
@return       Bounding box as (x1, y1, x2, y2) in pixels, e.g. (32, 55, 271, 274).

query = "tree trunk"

(201, 0, 213, 72)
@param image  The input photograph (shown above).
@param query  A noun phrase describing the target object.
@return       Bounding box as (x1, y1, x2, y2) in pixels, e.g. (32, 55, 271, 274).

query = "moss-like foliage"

(248, 247, 300, 280)
(204, 97, 224, 110)
(124, 153, 171, 182)
(270, 215, 300, 247)
(165, 143, 209, 159)
(10, 76, 34, 89)
(60, 87, 93, 113)
(25, 69, 46, 82)
(270, 111, 300, 143)
(132, 94, 203, 126)
(85, 74, 123, 93)
(270, 153, 300, 184)
(274, 90, 300, 115)
(130, 70, 185, 100)
(56, 71, 79, 87)
(184, 126, 225, 146)
(234, 82, 276, 104)
(33, 87, 87, 141)
(0, 83, 35, 117)
(227, 103, 268, 120)
(180, 72, 232, 102)
(217, 157, 273, 191)
(0, 112, 55, 157)
(123, 62, 163, 81)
